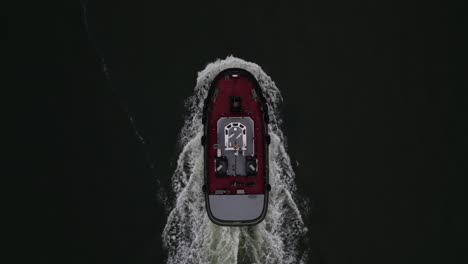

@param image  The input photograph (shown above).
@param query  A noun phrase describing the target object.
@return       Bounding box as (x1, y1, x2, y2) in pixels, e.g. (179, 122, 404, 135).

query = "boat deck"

(206, 74, 266, 195)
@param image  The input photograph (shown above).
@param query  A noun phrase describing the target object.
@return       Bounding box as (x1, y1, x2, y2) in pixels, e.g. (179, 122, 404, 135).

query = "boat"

(201, 68, 271, 226)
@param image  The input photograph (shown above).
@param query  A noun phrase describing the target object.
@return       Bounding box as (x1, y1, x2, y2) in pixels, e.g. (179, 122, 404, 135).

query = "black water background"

(11, 1, 466, 264)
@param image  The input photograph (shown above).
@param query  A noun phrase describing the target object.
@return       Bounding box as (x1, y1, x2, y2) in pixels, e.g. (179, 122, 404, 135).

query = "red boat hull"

(202, 68, 270, 226)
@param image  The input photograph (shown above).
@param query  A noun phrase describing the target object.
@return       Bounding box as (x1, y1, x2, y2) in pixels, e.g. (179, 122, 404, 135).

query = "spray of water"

(162, 56, 308, 264)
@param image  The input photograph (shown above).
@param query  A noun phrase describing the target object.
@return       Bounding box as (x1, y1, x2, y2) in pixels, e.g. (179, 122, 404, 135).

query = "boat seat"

(215, 156, 228, 176)
(245, 156, 257, 176)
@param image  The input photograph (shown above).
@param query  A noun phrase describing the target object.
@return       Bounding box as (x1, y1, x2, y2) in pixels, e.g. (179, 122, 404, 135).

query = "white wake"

(162, 56, 308, 264)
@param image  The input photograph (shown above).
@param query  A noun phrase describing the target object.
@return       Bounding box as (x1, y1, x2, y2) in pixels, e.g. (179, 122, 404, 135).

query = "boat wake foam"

(162, 56, 308, 264)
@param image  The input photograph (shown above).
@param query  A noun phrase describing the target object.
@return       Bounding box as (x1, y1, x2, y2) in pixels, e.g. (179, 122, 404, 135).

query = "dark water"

(11, 1, 466, 264)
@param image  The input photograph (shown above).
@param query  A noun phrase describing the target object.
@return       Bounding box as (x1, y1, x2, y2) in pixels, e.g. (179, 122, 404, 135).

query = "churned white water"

(162, 56, 308, 264)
